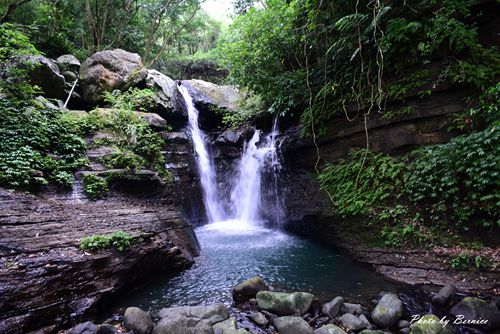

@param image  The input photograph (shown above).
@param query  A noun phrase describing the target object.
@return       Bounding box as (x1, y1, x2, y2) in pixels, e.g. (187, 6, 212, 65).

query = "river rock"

(360, 331, 384, 334)
(68, 321, 98, 334)
(80, 49, 147, 104)
(314, 324, 348, 334)
(8, 55, 66, 99)
(340, 313, 367, 331)
(371, 293, 403, 328)
(213, 317, 249, 334)
(57, 54, 81, 72)
(449, 297, 500, 330)
(341, 303, 363, 315)
(409, 314, 444, 334)
(249, 311, 269, 327)
(256, 291, 314, 316)
(144, 69, 185, 126)
(398, 320, 410, 328)
(273, 316, 313, 334)
(153, 315, 213, 334)
(158, 304, 229, 321)
(124, 307, 154, 334)
(233, 276, 269, 303)
(432, 284, 456, 306)
(322, 296, 344, 318)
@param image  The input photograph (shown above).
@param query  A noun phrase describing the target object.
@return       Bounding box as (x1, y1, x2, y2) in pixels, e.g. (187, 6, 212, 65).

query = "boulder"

(80, 49, 147, 104)
(273, 316, 314, 334)
(341, 303, 363, 315)
(340, 313, 367, 331)
(371, 293, 403, 328)
(136, 112, 169, 130)
(449, 297, 500, 330)
(212, 317, 249, 334)
(68, 321, 98, 334)
(360, 331, 384, 334)
(153, 315, 213, 334)
(249, 311, 269, 327)
(322, 296, 344, 318)
(124, 307, 154, 334)
(56, 54, 81, 72)
(158, 304, 229, 321)
(9, 55, 66, 99)
(63, 70, 78, 82)
(233, 276, 269, 303)
(409, 314, 444, 334)
(179, 79, 241, 130)
(256, 291, 314, 316)
(144, 69, 185, 126)
(314, 324, 348, 334)
(432, 284, 456, 306)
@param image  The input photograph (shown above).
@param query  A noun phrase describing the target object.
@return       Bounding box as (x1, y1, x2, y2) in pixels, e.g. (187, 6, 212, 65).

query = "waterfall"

(180, 85, 224, 223)
(179, 84, 284, 227)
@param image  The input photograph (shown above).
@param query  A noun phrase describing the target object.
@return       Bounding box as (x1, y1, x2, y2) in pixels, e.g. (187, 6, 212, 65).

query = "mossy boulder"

(256, 291, 314, 316)
(449, 297, 500, 330)
(314, 324, 348, 334)
(371, 293, 403, 328)
(232, 276, 269, 303)
(409, 315, 444, 334)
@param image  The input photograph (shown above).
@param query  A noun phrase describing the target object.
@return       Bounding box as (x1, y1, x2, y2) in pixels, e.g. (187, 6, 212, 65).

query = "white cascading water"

(179, 85, 224, 223)
(179, 84, 283, 228)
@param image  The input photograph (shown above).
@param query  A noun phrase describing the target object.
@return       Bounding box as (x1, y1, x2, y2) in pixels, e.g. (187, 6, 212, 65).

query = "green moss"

(82, 174, 108, 199)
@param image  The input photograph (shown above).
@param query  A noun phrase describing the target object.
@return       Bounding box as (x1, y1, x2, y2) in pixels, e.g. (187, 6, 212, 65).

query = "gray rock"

(233, 276, 269, 303)
(360, 331, 384, 334)
(314, 324, 348, 334)
(63, 70, 78, 82)
(136, 111, 169, 130)
(212, 317, 249, 334)
(359, 314, 371, 327)
(68, 321, 98, 334)
(153, 315, 211, 334)
(449, 297, 500, 329)
(398, 320, 410, 328)
(273, 316, 313, 334)
(97, 324, 116, 334)
(124, 307, 154, 334)
(340, 313, 367, 331)
(180, 79, 241, 111)
(256, 291, 314, 316)
(249, 312, 268, 327)
(341, 303, 363, 315)
(57, 54, 81, 72)
(144, 69, 184, 126)
(9, 55, 66, 99)
(80, 49, 147, 104)
(322, 296, 344, 318)
(158, 304, 229, 321)
(409, 314, 444, 334)
(400, 328, 410, 334)
(432, 284, 456, 306)
(371, 293, 403, 328)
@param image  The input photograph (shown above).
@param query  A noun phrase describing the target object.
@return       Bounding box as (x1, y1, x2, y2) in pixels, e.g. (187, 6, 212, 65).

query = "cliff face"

(0, 184, 200, 334)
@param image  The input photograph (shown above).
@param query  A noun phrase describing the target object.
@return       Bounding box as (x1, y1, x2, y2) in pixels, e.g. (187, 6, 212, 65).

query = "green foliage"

(80, 231, 132, 252)
(378, 206, 426, 247)
(405, 128, 500, 229)
(450, 252, 491, 271)
(221, 91, 266, 128)
(82, 174, 108, 199)
(104, 88, 156, 112)
(222, 0, 498, 136)
(317, 149, 405, 217)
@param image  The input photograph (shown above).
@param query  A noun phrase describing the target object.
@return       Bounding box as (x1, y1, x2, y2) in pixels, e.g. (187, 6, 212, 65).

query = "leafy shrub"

(104, 88, 156, 112)
(222, 92, 266, 128)
(450, 252, 491, 271)
(317, 149, 405, 217)
(82, 174, 108, 199)
(80, 231, 132, 252)
(405, 128, 500, 229)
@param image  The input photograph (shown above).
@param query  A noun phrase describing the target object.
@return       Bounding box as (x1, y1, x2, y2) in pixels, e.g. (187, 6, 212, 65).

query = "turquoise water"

(105, 221, 398, 316)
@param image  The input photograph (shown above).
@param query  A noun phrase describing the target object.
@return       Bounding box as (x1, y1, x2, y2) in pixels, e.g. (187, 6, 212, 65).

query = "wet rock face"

(80, 49, 147, 104)
(0, 187, 199, 334)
